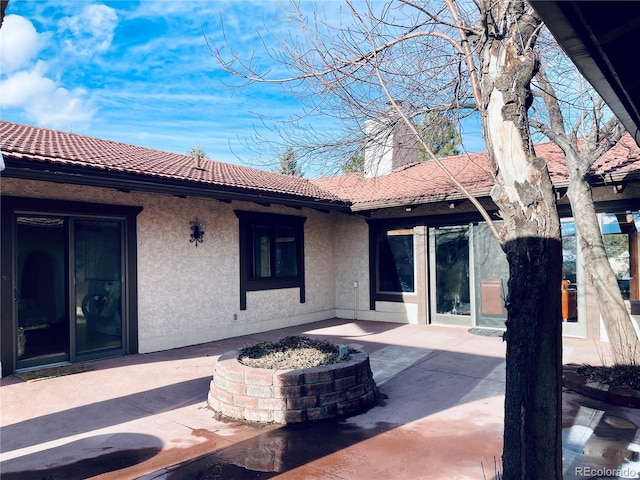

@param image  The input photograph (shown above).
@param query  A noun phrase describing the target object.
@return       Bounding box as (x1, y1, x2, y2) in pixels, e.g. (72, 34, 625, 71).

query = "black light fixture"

(190, 218, 205, 247)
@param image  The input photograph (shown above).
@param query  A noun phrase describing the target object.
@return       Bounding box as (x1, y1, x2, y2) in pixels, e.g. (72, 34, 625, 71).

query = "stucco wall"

(332, 215, 372, 320)
(2, 178, 338, 354)
(373, 301, 420, 323)
(331, 215, 421, 324)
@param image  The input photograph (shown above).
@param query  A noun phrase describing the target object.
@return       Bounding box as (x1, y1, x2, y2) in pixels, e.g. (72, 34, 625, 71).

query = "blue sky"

(1, 1, 485, 176)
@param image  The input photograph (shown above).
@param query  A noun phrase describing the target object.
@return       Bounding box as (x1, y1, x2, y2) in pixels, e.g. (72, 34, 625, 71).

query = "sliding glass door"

(431, 225, 472, 326)
(15, 215, 125, 370)
(16, 217, 70, 367)
(74, 219, 124, 357)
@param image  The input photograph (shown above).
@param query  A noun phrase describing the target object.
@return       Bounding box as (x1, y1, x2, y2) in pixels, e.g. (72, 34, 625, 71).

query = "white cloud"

(0, 60, 95, 129)
(1, 61, 54, 106)
(36, 86, 95, 127)
(58, 4, 118, 57)
(0, 14, 42, 73)
(0, 9, 98, 130)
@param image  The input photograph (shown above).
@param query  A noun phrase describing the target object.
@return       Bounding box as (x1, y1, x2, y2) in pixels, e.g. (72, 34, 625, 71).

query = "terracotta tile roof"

(312, 135, 640, 210)
(591, 134, 640, 178)
(3, 121, 639, 212)
(312, 153, 492, 209)
(0, 121, 343, 203)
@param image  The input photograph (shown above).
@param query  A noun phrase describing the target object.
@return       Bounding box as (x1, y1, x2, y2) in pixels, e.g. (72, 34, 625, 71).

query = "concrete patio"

(1, 319, 638, 479)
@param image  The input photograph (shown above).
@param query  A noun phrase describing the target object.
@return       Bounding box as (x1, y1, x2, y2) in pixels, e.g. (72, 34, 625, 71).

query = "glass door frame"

(429, 223, 476, 327)
(1, 196, 142, 377)
(472, 221, 508, 329)
(14, 214, 127, 370)
(427, 219, 589, 336)
(71, 216, 127, 363)
(561, 218, 588, 338)
(15, 215, 70, 369)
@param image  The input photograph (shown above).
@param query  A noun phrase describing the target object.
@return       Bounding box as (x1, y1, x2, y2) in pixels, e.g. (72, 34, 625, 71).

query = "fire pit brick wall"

(208, 347, 377, 423)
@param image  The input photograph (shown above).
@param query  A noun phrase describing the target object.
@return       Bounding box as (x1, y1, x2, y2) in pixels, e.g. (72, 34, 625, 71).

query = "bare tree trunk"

(212, 1, 566, 476)
(0, 1, 8, 26)
(565, 149, 640, 364)
(502, 236, 563, 479)
(478, 3, 563, 478)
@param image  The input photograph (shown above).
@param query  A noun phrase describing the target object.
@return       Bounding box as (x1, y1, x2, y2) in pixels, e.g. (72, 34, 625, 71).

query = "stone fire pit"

(208, 345, 377, 424)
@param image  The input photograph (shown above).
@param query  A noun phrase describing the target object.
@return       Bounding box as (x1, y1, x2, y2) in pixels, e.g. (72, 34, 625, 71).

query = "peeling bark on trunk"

(479, 3, 563, 478)
(565, 149, 640, 364)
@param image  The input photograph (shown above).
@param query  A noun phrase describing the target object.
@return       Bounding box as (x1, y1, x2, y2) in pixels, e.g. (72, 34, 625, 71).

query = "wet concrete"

(158, 421, 397, 479)
(0, 434, 161, 480)
(1, 319, 636, 479)
(562, 389, 640, 480)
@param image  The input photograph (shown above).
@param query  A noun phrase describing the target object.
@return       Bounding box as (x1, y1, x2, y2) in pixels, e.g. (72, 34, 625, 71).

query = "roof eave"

(1, 160, 352, 213)
(348, 190, 490, 212)
(348, 172, 637, 213)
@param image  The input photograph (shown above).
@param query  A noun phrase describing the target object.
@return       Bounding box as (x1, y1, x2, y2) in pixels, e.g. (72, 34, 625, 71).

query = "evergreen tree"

(277, 147, 303, 176)
(341, 151, 364, 173)
(419, 112, 461, 161)
(188, 144, 209, 170)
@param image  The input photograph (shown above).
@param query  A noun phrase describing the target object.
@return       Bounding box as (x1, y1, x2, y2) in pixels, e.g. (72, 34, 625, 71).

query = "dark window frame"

(368, 222, 418, 308)
(235, 210, 306, 310)
(1, 196, 142, 377)
(377, 227, 416, 295)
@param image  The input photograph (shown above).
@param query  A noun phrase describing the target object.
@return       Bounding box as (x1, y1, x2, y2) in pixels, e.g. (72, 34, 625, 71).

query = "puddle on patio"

(163, 420, 397, 479)
(562, 405, 640, 480)
(165, 399, 640, 480)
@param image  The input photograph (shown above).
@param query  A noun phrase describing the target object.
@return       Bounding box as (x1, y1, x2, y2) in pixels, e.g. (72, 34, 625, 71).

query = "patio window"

(377, 228, 415, 294)
(235, 211, 306, 310)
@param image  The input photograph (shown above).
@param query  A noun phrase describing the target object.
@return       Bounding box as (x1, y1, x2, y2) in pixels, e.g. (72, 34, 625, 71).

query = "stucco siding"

(232, 204, 338, 343)
(135, 195, 241, 352)
(2, 178, 339, 354)
(141, 200, 339, 351)
(332, 215, 370, 319)
(373, 301, 420, 324)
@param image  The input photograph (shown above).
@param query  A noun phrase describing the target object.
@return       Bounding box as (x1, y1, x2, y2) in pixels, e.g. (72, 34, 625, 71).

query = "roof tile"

(0, 121, 342, 202)
(3, 121, 640, 210)
(312, 135, 640, 209)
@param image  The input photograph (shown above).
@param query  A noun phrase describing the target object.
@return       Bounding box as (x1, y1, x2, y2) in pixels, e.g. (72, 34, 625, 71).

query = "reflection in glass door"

(431, 226, 471, 325)
(601, 212, 640, 301)
(16, 217, 69, 368)
(15, 215, 125, 370)
(561, 220, 587, 337)
(431, 222, 509, 329)
(74, 220, 123, 357)
(474, 222, 508, 328)
(561, 221, 578, 322)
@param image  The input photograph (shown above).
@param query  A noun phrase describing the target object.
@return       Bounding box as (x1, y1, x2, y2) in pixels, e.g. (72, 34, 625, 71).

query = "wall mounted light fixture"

(190, 218, 205, 247)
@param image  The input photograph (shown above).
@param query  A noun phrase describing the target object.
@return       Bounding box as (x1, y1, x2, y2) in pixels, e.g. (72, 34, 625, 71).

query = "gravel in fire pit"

(238, 336, 355, 370)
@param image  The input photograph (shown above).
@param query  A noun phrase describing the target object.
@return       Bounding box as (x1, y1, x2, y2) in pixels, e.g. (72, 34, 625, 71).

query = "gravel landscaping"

(576, 364, 640, 390)
(238, 336, 354, 370)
